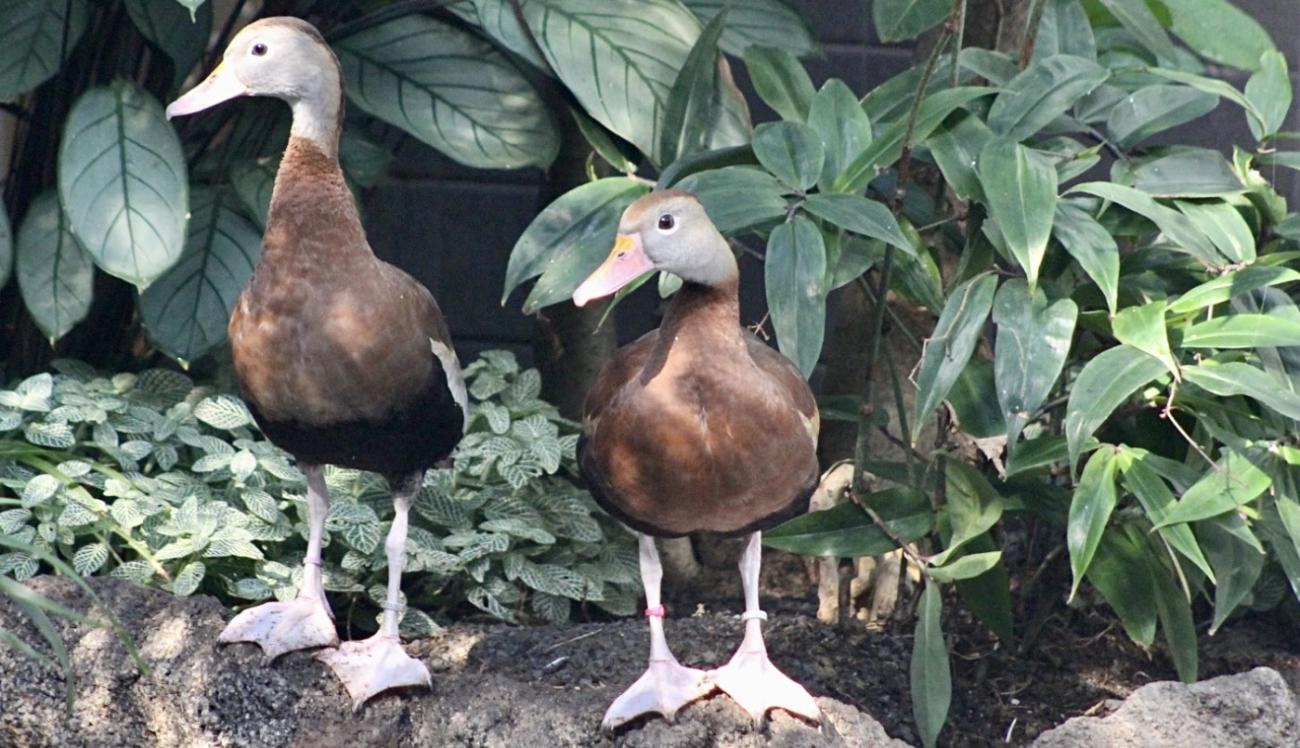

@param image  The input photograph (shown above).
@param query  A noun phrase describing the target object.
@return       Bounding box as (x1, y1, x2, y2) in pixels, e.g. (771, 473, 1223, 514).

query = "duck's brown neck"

(656, 278, 744, 350)
(260, 136, 367, 265)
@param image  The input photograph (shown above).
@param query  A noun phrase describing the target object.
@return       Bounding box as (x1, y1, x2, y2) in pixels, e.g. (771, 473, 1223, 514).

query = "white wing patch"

(431, 338, 470, 433)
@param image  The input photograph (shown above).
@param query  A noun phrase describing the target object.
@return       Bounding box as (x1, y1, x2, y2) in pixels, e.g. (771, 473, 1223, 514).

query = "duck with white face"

(167, 18, 469, 710)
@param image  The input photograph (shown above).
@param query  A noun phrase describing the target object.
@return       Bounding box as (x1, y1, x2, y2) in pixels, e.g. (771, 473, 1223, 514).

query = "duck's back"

(579, 318, 819, 538)
(229, 138, 463, 483)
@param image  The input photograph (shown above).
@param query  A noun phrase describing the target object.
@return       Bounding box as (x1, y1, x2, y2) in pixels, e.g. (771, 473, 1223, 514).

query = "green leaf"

(1113, 299, 1178, 378)
(521, 0, 749, 163)
(912, 274, 997, 442)
(1146, 541, 1197, 682)
(193, 394, 253, 430)
(571, 107, 637, 173)
(766, 215, 826, 377)
(1033, 0, 1096, 62)
(951, 533, 1014, 642)
(1174, 201, 1255, 263)
(836, 87, 995, 194)
(802, 193, 912, 255)
(1064, 345, 1165, 468)
(932, 461, 1003, 566)
(659, 9, 730, 166)
(927, 113, 993, 202)
(228, 158, 276, 229)
(503, 177, 647, 307)
(1086, 530, 1157, 646)
(139, 188, 261, 362)
(752, 121, 824, 191)
(125, 0, 212, 88)
(743, 45, 815, 121)
(1148, 68, 1268, 142)
(335, 14, 558, 170)
(1161, 0, 1277, 71)
(1154, 450, 1271, 528)
(987, 55, 1108, 142)
(978, 140, 1058, 289)
(1125, 148, 1245, 198)
(1069, 182, 1221, 266)
(875, 0, 955, 43)
(58, 81, 189, 288)
(681, 0, 817, 57)
(172, 560, 206, 597)
(910, 582, 951, 748)
(1007, 434, 1100, 476)
(15, 191, 92, 343)
(1169, 266, 1300, 316)
(339, 127, 393, 189)
(992, 280, 1077, 449)
(72, 542, 109, 576)
(1094, 0, 1178, 63)
(928, 551, 1002, 583)
(1198, 515, 1264, 634)
(448, 0, 548, 69)
(1106, 85, 1219, 148)
(1183, 362, 1300, 421)
(0, 0, 87, 99)
(1119, 451, 1215, 582)
(806, 79, 872, 191)
(1245, 51, 1292, 140)
(1067, 447, 1119, 600)
(1053, 201, 1119, 314)
(675, 166, 790, 233)
(1180, 314, 1300, 349)
(763, 487, 932, 556)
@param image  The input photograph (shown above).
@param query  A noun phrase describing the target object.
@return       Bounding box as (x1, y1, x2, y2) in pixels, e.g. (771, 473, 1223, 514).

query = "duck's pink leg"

(602, 534, 713, 730)
(219, 465, 338, 661)
(317, 478, 431, 710)
(707, 532, 820, 724)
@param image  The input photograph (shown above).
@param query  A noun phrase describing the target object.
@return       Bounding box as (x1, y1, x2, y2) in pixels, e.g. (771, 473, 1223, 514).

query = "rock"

(0, 576, 909, 748)
(1031, 667, 1300, 748)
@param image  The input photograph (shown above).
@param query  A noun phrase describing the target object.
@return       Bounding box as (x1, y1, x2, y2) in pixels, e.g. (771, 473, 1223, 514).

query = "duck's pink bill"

(165, 63, 248, 119)
(573, 233, 654, 307)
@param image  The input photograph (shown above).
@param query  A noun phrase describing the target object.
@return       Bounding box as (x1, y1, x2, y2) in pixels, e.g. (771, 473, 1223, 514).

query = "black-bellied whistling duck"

(572, 191, 821, 728)
(165, 18, 467, 709)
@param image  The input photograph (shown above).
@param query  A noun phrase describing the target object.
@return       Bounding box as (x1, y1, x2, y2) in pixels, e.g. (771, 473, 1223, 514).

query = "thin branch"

(949, 0, 967, 88)
(1162, 380, 1215, 467)
(1019, 0, 1047, 68)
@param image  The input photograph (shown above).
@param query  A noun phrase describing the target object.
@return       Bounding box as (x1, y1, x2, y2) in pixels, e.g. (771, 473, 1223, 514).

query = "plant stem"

(950, 0, 967, 88)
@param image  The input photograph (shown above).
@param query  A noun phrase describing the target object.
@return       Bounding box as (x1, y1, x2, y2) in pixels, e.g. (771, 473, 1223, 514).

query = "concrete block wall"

(362, 0, 1300, 364)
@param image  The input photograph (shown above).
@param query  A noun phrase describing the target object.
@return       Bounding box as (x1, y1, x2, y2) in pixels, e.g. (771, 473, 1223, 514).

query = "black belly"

(248, 382, 463, 490)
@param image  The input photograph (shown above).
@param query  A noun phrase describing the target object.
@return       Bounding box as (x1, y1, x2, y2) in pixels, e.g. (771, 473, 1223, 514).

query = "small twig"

(1019, 0, 1046, 68)
(855, 275, 923, 354)
(853, 494, 929, 571)
(949, 0, 967, 89)
(542, 628, 600, 653)
(1161, 381, 1215, 467)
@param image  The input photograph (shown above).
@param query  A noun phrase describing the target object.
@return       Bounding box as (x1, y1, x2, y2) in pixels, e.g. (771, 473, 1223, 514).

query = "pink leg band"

(644, 605, 666, 618)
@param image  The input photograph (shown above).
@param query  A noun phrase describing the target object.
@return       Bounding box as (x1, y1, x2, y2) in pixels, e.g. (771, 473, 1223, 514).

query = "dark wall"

(361, 1, 1300, 365)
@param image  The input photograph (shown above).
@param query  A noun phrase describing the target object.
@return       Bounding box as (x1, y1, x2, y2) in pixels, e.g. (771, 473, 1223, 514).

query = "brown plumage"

(578, 275, 819, 538)
(230, 136, 463, 488)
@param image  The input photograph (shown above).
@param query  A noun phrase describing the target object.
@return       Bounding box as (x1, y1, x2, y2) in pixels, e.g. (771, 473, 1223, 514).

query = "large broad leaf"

(0, 0, 87, 99)
(1175, 200, 1255, 264)
(912, 274, 998, 443)
(910, 582, 951, 748)
(1148, 68, 1268, 142)
(1146, 540, 1197, 682)
(1161, 0, 1277, 71)
(15, 191, 93, 344)
(802, 193, 912, 255)
(1087, 530, 1157, 646)
(1107, 85, 1219, 148)
(752, 121, 823, 191)
(125, 0, 212, 88)
(1183, 362, 1300, 421)
(1033, 0, 1096, 62)
(1053, 201, 1119, 314)
(1094, 0, 1178, 63)
(1199, 514, 1265, 635)
(766, 215, 826, 377)
(1067, 447, 1119, 600)
(763, 487, 932, 556)
(1070, 182, 1220, 266)
(448, 0, 548, 69)
(228, 158, 277, 229)
(660, 10, 730, 166)
(1245, 51, 1292, 141)
(335, 14, 558, 170)
(1154, 450, 1271, 528)
(139, 188, 261, 363)
(874, 0, 955, 43)
(806, 79, 871, 191)
(58, 81, 188, 288)
(987, 55, 1108, 142)
(1064, 345, 1165, 469)
(676, 166, 788, 233)
(836, 87, 995, 193)
(978, 140, 1058, 289)
(520, 0, 749, 164)
(927, 113, 994, 202)
(682, 0, 816, 57)
(1180, 314, 1300, 349)
(932, 462, 1003, 566)
(1112, 300, 1178, 378)
(1119, 450, 1215, 583)
(1125, 148, 1244, 198)
(1169, 266, 1300, 316)
(992, 280, 1077, 450)
(743, 46, 815, 122)
(503, 178, 648, 308)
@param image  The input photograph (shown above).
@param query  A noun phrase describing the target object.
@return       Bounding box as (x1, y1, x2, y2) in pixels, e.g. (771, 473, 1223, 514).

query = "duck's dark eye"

(657, 214, 675, 231)
(251, 42, 268, 56)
